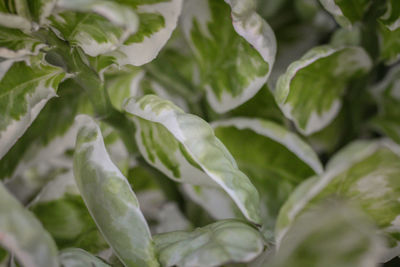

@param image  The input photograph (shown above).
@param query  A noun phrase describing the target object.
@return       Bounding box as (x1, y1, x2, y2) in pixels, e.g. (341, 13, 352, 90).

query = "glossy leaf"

(275, 140, 400, 261)
(124, 95, 262, 224)
(154, 219, 264, 267)
(0, 56, 66, 160)
(0, 182, 59, 267)
(275, 45, 372, 135)
(181, 0, 276, 113)
(73, 115, 159, 267)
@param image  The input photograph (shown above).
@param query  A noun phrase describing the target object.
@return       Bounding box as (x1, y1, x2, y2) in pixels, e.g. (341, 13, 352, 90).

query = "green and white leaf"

(59, 248, 110, 267)
(271, 202, 384, 267)
(181, 0, 276, 113)
(73, 115, 159, 267)
(380, 0, 400, 31)
(0, 1, 31, 31)
(379, 22, 400, 64)
(181, 184, 239, 220)
(275, 45, 372, 135)
(29, 170, 109, 253)
(51, 0, 139, 57)
(27, 0, 57, 25)
(275, 139, 400, 261)
(111, 0, 183, 66)
(370, 64, 400, 144)
(105, 66, 145, 111)
(154, 219, 264, 267)
(0, 182, 59, 267)
(0, 26, 45, 58)
(212, 118, 323, 233)
(319, 0, 372, 26)
(124, 95, 262, 224)
(0, 56, 66, 160)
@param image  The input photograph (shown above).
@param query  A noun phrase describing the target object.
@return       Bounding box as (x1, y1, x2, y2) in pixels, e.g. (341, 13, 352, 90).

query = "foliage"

(0, 0, 399, 266)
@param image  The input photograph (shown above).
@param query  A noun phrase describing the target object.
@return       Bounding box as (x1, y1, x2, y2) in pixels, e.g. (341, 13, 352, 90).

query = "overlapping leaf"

(73, 115, 158, 267)
(319, 0, 372, 26)
(180, 0, 276, 113)
(154, 219, 264, 267)
(212, 118, 322, 232)
(0, 55, 66, 160)
(0, 182, 59, 267)
(370, 65, 400, 144)
(30, 171, 108, 254)
(271, 202, 384, 267)
(59, 248, 110, 267)
(275, 139, 400, 261)
(275, 45, 372, 135)
(124, 95, 262, 224)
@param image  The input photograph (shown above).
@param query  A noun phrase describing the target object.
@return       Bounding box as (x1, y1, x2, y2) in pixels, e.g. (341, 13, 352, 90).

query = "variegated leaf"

(0, 26, 45, 58)
(124, 95, 262, 224)
(275, 45, 372, 135)
(154, 219, 264, 267)
(379, 22, 400, 64)
(0, 0, 31, 31)
(370, 65, 400, 144)
(0, 56, 66, 160)
(275, 139, 400, 261)
(73, 115, 159, 267)
(319, 0, 372, 26)
(212, 118, 322, 234)
(50, 0, 138, 57)
(181, 0, 276, 113)
(271, 202, 384, 267)
(59, 248, 110, 267)
(380, 0, 400, 31)
(0, 182, 59, 267)
(29, 171, 108, 254)
(111, 0, 183, 66)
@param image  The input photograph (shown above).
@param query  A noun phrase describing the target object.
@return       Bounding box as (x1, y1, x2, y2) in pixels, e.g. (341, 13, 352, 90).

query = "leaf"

(0, 79, 88, 187)
(111, 0, 183, 66)
(27, 0, 56, 24)
(212, 117, 322, 233)
(271, 202, 384, 267)
(154, 219, 264, 267)
(379, 22, 400, 64)
(275, 139, 400, 261)
(380, 0, 400, 31)
(0, 26, 45, 58)
(370, 65, 400, 144)
(124, 95, 262, 224)
(59, 248, 111, 267)
(319, 0, 372, 26)
(0, 182, 59, 267)
(73, 115, 159, 267)
(180, 0, 276, 113)
(0, 56, 66, 160)
(29, 171, 108, 253)
(51, 0, 139, 57)
(105, 66, 145, 111)
(275, 45, 372, 135)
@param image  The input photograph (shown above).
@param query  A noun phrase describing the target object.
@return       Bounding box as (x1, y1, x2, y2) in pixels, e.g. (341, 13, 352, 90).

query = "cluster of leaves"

(0, 0, 400, 266)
